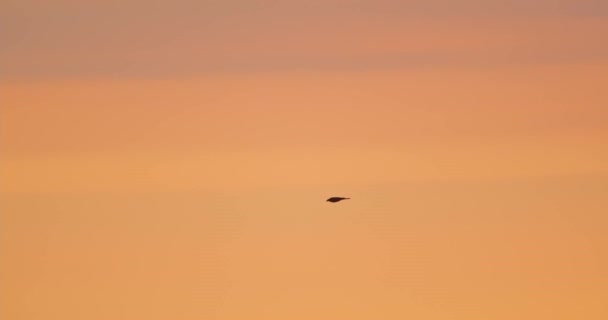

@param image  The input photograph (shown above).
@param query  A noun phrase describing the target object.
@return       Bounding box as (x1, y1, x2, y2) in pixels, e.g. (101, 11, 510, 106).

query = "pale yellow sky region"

(1, 1, 608, 319)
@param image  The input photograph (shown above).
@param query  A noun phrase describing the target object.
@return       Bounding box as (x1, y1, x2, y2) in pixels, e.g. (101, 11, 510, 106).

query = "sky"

(1, 1, 608, 319)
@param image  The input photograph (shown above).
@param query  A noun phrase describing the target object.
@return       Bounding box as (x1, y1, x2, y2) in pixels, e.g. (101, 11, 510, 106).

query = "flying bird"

(326, 197, 350, 203)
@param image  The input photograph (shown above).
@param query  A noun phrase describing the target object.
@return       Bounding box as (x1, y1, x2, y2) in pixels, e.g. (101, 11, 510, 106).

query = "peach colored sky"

(2, 1, 608, 319)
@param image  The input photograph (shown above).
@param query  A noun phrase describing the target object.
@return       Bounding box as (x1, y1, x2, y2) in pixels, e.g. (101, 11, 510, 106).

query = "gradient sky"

(2, 1, 608, 319)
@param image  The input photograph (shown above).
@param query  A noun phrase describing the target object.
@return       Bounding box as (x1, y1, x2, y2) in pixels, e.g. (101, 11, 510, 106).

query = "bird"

(326, 197, 350, 203)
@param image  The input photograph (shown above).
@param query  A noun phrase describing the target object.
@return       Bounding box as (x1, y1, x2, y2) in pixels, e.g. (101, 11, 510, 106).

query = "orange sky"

(2, 1, 608, 319)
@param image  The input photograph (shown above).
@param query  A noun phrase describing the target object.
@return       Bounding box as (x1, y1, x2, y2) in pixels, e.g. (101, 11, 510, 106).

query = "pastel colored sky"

(2, 1, 607, 319)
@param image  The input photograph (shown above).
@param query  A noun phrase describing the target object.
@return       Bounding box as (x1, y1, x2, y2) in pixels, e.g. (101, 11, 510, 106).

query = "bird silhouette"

(326, 197, 350, 203)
